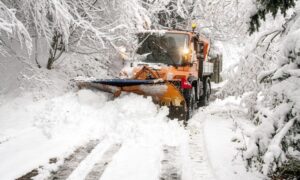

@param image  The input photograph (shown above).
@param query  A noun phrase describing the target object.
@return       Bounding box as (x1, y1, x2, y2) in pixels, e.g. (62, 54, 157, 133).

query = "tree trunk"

(46, 31, 65, 70)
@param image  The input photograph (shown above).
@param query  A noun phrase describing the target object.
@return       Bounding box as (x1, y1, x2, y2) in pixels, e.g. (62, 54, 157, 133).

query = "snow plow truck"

(76, 25, 214, 122)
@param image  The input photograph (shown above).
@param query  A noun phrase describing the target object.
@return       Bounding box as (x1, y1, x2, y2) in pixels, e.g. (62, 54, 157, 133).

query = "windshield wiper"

(165, 52, 178, 68)
(152, 43, 178, 68)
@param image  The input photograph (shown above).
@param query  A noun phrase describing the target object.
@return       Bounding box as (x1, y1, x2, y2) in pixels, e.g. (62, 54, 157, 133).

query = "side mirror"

(196, 42, 205, 60)
(196, 53, 204, 59)
(198, 42, 204, 51)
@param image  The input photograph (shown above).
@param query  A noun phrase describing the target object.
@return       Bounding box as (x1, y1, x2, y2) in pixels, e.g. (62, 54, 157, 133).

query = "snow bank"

(189, 96, 265, 180)
(0, 90, 188, 180)
(244, 9, 300, 176)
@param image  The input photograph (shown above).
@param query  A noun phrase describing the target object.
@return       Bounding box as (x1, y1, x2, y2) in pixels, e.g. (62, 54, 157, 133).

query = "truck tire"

(184, 87, 196, 121)
(199, 77, 211, 106)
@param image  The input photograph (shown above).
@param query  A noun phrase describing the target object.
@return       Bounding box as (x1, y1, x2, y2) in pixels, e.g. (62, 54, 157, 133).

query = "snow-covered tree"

(190, 0, 251, 41)
(0, 1, 32, 56)
(245, 25, 300, 178)
(221, 0, 300, 178)
(145, 0, 193, 29)
(0, 0, 153, 70)
(249, 0, 297, 34)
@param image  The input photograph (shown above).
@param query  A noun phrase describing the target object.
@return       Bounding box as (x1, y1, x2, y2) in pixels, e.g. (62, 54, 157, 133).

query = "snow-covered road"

(0, 89, 263, 180)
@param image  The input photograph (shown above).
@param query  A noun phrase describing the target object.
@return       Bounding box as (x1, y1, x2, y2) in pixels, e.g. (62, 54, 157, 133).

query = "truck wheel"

(184, 87, 196, 121)
(199, 78, 211, 106)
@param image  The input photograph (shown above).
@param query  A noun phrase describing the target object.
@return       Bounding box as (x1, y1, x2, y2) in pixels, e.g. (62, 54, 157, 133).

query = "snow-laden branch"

(0, 1, 32, 55)
(262, 116, 297, 174)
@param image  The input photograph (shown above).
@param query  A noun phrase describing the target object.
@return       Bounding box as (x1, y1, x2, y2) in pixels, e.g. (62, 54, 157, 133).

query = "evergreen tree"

(249, 0, 296, 34)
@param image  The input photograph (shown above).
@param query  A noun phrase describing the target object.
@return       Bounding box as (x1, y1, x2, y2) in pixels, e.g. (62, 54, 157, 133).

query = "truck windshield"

(137, 33, 189, 66)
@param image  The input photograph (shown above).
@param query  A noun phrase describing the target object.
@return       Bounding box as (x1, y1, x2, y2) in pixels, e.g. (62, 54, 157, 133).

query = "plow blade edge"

(76, 79, 187, 120)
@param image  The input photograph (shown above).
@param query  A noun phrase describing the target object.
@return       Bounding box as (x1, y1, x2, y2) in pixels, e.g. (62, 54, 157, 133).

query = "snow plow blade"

(76, 78, 187, 120)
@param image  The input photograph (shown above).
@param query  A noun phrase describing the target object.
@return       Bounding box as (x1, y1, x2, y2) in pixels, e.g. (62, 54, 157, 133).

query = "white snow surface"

(0, 86, 265, 179)
(189, 97, 265, 180)
(0, 90, 188, 180)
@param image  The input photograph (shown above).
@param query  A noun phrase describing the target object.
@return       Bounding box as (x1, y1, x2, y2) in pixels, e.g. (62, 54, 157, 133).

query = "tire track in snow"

(46, 140, 120, 180)
(49, 140, 99, 180)
(66, 138, 118, 180)
(85, 143, 121, 180)
(188, 114, 216, 180)
(160, 145, 182, 180)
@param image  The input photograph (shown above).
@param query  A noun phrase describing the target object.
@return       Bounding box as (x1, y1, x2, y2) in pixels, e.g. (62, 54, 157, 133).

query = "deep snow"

(0, 86, 265, 179)
(0, 90, 188, 179)
(190, 97, 265, 180)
